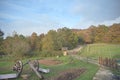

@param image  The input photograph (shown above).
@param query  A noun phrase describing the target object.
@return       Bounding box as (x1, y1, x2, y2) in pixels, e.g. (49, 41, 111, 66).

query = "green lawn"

(0, 56, 98, 80)
(80, 43, 120, 59)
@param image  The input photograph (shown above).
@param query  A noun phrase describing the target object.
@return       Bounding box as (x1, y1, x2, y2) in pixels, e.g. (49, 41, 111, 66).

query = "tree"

(30, 32, 38, 50)
(76, 29, 92, 44)
(36, 33, 45, 52)
(42, 27, 78, 51)
(0, 30, 4, 55)
(3, 33, 31, 58)
(42, 30, 60, 51)
(57, 27, 78, 49)
(104, 23, 120, 43)
(93, 25, 108, 43)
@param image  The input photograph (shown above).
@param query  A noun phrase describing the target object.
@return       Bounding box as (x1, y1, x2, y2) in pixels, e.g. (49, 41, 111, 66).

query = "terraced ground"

(80, 43, 120, 59)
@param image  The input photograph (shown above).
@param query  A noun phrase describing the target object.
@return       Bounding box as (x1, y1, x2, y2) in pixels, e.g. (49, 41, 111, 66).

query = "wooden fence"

(98, 57, 118, 70)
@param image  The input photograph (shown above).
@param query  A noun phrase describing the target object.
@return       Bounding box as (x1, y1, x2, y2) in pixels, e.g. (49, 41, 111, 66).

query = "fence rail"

(98, 57, 119, 70)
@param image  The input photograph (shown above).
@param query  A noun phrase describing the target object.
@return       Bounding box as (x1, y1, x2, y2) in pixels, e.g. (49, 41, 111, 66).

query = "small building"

(61, 47, 68, 56)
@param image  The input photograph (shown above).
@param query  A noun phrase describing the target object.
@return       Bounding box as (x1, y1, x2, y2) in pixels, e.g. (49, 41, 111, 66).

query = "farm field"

(0, 43, 120, 80)
(0, 56, 98, 80)
(80, 43, 120, 59)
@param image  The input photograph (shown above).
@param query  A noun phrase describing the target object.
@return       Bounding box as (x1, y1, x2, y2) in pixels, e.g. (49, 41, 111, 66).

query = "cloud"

(70, 0, 120, 22)
(0, 0, 120, 37)
(0, 16, 63, 37)
(100, 17, 120, 26)
(75, 16, 120, 29)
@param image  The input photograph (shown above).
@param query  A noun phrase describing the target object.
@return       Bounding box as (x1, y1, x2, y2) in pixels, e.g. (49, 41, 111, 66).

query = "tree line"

(0, 27, 78, 58)
(0, 23, 120, 58)
(73, 23, 120, 44)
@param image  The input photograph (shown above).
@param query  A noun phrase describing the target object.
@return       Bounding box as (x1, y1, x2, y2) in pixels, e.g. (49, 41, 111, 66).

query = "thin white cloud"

(100, 17, 120, 26)
(0, 17, 63, 37)
(0, 13, 26, 20)
(70, 0, 120, 22)
(4, 1, 34, 12)
(75, 16, 120, 29)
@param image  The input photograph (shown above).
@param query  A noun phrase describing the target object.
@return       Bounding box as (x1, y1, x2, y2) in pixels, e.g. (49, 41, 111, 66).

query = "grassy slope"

(79, 43, 120, 75)
(80, 43, 120, 59)
(0, 56, 98, 80)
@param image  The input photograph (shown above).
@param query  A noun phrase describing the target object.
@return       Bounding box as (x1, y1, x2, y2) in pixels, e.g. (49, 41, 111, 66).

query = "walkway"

(67, 45, 116, 80)
(93, 67, 114, 80)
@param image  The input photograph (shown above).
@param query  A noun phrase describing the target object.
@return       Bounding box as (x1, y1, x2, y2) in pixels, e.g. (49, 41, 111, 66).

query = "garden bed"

(51, 68, 86, 80)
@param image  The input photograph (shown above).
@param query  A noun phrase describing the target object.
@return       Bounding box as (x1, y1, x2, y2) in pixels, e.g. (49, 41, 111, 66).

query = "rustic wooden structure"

(0, 61, 23, 79)
(98, 57, 118, 70)
(30, 60, 50, 73)
(28, 61, 43, 79)
(0, 60, 50, 80)
(28, 60, 50, 79)
(62, 47, 68, 56)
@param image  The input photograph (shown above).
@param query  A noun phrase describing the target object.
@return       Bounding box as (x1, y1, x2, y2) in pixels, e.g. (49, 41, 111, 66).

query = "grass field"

(80, 43, 120, 59)
(0, 56, 98, 80)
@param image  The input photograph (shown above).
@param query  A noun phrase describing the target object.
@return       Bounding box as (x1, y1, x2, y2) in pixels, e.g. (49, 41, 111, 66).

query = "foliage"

(104, 24, 120, 43)
(3, 34, 31, 58)
(1, 23, 120, 58)
(74, 23, 120, 44)
(89, 25, 109, 43)
(0, 30, 4, 56)
(42, 30, 59, 51)
(42, 27, 78, 51)
(57, 27, 78, 49)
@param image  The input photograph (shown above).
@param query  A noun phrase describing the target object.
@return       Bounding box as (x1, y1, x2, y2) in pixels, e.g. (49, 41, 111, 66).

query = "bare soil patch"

(39, 59, 62, 66)
(51, 68, 86, 80)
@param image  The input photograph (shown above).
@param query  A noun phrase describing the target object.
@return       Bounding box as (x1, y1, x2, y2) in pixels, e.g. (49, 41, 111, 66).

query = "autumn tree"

(92, 25, 108, 43)
(75, 29, 92, 44)
(104, 23, 120, 43)
(3, 33, 31, 58)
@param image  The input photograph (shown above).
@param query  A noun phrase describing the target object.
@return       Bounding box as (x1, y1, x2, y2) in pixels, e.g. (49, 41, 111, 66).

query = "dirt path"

(67, 45, 82, 54)
(68, 45, 116, 80)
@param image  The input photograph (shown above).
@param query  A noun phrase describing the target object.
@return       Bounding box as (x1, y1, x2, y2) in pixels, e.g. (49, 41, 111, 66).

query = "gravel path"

(93, 67, 114, 80)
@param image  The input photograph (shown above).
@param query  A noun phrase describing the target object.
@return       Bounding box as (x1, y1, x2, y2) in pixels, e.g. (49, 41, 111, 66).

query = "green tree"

(36, 33, 45, 52)
(42, 30, 60, 51)
(30, 32, 38, 50)
(0, 30, 4, 55)
(57, 27, 78, 49)
(3, 33, 31, 58)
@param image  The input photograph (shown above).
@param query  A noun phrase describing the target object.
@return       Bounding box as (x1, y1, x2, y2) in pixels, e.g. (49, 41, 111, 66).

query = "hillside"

(80, 43, 120, 59)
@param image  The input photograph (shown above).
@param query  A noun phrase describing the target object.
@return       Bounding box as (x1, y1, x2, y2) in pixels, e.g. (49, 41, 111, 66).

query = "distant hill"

(71, 23, 120, 44)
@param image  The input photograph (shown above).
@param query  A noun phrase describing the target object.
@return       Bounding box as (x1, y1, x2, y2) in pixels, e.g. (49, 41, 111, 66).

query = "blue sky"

(0, 0, 120, 37)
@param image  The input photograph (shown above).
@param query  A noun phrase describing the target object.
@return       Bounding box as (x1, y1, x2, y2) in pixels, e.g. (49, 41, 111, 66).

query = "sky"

(0, 0, 120, 37)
